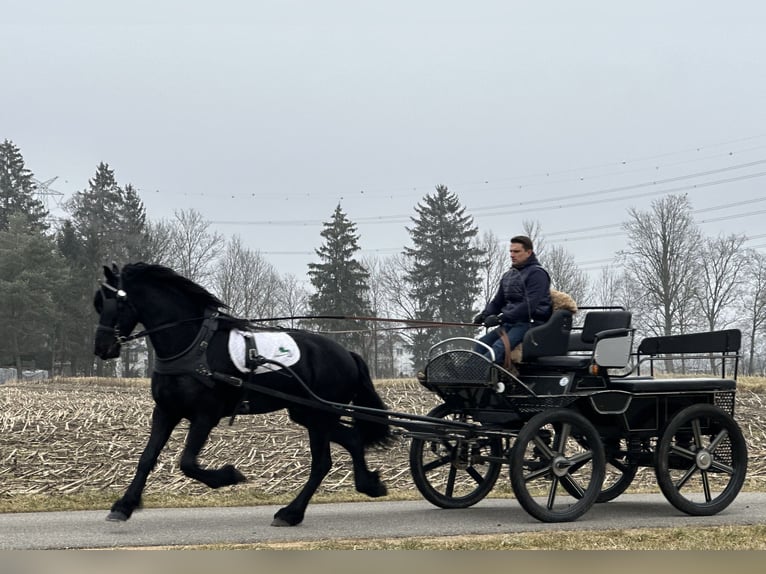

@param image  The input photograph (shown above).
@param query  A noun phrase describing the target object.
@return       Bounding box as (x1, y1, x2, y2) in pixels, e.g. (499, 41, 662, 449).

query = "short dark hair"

(510, 235, 534, 251)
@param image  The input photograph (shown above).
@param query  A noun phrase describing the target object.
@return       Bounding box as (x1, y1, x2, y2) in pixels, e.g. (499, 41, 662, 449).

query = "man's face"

(510, 242, 532, 267)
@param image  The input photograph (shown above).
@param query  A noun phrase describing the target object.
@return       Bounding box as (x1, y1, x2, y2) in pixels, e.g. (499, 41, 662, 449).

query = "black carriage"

(409, 308, 748, 523)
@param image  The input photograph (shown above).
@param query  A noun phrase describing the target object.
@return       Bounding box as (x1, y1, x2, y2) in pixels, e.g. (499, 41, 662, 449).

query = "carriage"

(407, 307, 748, 522)
(93, 263, 749, 527)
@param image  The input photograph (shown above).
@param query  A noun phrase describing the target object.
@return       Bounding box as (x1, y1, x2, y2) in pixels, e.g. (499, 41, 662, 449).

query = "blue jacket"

(484, 254, 552, 324)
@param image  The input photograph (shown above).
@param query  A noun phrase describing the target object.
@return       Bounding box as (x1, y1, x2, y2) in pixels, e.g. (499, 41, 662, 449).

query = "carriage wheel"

(510, 408, 605, 522)
(561, 437, 639, 503)
(655, 403, 748, 516)
(597, 439, 640, 503)
(409, 403, 503, 509)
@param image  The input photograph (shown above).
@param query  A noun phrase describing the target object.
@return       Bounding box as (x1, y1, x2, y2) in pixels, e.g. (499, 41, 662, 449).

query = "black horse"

(93, 262, 392, 526)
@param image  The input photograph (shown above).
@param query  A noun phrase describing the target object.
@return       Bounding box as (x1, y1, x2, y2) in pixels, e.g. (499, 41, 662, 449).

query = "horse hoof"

(271, 517, 294, 527)
(106, 511, 129, 522)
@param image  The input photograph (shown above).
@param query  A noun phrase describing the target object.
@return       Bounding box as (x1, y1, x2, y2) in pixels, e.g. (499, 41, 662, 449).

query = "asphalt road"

(1, 492, 764, 549)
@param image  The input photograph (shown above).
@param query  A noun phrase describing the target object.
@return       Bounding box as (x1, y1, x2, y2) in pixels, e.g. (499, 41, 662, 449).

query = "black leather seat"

(520, 310, 573, 361)
(568, 310, 632, 352)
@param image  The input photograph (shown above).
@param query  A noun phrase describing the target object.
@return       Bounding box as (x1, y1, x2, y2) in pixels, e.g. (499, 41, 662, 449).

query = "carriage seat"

(568, 310, 633, 352)
(521, 309, 634, 371)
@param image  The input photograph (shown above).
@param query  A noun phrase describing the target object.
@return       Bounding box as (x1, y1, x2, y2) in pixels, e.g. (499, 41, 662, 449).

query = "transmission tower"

(32, 176, 65, 227)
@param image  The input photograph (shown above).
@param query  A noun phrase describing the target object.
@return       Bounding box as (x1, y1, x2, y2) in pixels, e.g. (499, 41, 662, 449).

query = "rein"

(250, 314, 477, 329)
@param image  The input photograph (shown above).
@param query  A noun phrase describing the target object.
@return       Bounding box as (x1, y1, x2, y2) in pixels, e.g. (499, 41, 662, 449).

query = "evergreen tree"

(58, 163, 150, 375)
(0, 214, 68, 375)
(404, 185, 483, 367)
(0, 139, 48, 232)
(307, 204, 370, 354)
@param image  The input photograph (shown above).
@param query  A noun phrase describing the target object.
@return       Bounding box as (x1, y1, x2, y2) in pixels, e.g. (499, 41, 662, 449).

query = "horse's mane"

(121, 262, 229, 310)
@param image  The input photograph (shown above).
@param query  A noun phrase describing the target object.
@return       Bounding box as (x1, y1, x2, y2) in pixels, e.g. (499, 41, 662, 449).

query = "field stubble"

(1, 377, 765, 511)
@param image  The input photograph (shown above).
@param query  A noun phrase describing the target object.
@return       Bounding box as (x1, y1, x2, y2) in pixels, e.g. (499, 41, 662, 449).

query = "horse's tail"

(350, 351, 394, 448)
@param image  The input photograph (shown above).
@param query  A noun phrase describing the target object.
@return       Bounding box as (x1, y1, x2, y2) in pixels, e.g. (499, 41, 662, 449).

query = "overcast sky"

(3, 0, 766, 284)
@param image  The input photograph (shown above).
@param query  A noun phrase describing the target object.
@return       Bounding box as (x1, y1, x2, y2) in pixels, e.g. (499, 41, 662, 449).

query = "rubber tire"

(655, 403, 748, 516)
(409, 403, 503, 509)
(510, 408, 605, 523)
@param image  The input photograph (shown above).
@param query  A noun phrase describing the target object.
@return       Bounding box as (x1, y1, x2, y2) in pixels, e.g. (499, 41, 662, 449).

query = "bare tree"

(144, 219, 174, 264)
(591, 265, 624, 307)
(522, 219, 546, 257)
(276, 272, 309, 328)
(740, 250, 766, 375)
(213, 235, 281, 318)
(476, 230, 506, 311)
(620, 194, 702, 337)
(695, 233, 748, 331)
(166, 209, 223, 286)
(539, 244, 589, 305)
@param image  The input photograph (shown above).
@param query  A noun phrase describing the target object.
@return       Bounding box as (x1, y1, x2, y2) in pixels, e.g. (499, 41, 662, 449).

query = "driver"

(472, 235, 552, 367)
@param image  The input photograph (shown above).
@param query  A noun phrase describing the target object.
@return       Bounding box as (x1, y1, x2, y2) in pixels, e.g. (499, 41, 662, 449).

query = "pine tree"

(307, 204, 370, 354)
(404, 185, 483, 367)
(58, 162, 150, 375)
(0, 214, 68, 375)
(0, 139, 48, 232)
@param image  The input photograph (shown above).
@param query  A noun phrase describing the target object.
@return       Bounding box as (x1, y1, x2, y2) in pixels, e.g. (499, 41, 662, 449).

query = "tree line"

(1, 139, 765, 379)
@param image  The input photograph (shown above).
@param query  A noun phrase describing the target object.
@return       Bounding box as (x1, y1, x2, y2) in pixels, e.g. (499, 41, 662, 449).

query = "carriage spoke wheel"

(409, 403, 503, 509)
(510, 408, 605, 523)
(562, 437, 639, 503)
(655, 403, 747, 516)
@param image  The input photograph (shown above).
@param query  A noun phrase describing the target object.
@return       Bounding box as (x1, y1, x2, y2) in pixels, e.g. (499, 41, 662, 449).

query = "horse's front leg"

(178, 415, 247, 488)
(108, 405, 180, 521)
(272, 426, 332, 527)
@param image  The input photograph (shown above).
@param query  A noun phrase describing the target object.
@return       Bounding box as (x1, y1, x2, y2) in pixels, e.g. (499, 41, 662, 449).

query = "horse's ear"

(104, 265, 116, 282)
(111, 262, 120, 274)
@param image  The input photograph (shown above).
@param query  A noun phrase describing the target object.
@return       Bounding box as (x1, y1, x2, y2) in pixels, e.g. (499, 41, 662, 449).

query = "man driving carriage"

(472, 235, 552, 366)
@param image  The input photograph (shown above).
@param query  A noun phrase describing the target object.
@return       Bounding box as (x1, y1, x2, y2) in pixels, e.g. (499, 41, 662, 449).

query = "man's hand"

(482, 314, 502, 328)
(471, 312, 485, 325)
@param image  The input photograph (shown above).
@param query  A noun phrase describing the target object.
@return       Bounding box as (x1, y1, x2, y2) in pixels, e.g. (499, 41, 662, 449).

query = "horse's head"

(93, 263, 140, 360)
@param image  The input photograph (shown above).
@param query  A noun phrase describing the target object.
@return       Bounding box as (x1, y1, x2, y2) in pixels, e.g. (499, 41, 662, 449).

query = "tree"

(307, 204, 370, 354)
(476, 230, 506, 311)
(0, 214, 68, 376)
(620, 194, 702, 337)
(539, 244, 589, 305)
(0, 139, 48, 232)
(58, 162, 150, 375)
(404, 185, 483, 367)
(213, 235, 281, 318)
(741, 250, 766, 375)
(695, 234, 748, 331)
(164, 209, 223, 287)
(276, 273, 309, 329)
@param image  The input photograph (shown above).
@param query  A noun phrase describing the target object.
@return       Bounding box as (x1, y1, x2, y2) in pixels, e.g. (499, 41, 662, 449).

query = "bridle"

(97, 279, 209, 347)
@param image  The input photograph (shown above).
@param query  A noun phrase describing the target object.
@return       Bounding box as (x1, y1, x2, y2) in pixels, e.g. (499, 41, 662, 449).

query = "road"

(1, 492, 764, 549)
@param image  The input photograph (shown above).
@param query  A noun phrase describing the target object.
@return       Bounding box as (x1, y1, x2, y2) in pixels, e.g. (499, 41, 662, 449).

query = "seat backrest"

(521, 309, 573, 361)
(569, 310, 632, 352)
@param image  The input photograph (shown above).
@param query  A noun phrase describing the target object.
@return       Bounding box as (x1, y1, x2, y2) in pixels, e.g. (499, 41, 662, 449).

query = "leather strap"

(498, 328, 513, 370)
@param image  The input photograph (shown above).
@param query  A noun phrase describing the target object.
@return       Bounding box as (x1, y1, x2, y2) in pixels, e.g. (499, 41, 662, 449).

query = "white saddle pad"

(228, 330, 301, 374)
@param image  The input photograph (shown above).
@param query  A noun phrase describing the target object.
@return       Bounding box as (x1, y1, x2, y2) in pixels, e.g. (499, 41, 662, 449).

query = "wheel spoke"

(708, 428, 729, 452)
(422, 453, 452, 473)
(467, 465, 485, 485)
(445, 465, 458, 497)
(673, 464, 697, 490)
(546, 476, 559, 509)
(701, 470, 712, 502)
(561, 473, 586, 498)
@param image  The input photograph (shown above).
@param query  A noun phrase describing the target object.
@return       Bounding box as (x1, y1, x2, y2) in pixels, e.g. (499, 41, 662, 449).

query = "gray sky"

(3, 0, 766, 283)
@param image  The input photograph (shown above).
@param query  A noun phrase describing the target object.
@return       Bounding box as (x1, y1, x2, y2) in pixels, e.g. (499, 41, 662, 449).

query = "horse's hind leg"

(272, 426, 332, 527)
(179, 415, 248, 488)
(329, 424, 387, 498)
(108, 406, 180, 521)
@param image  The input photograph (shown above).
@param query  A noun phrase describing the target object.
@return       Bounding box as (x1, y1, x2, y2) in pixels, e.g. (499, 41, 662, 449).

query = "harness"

(153, 309, 222, 388)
